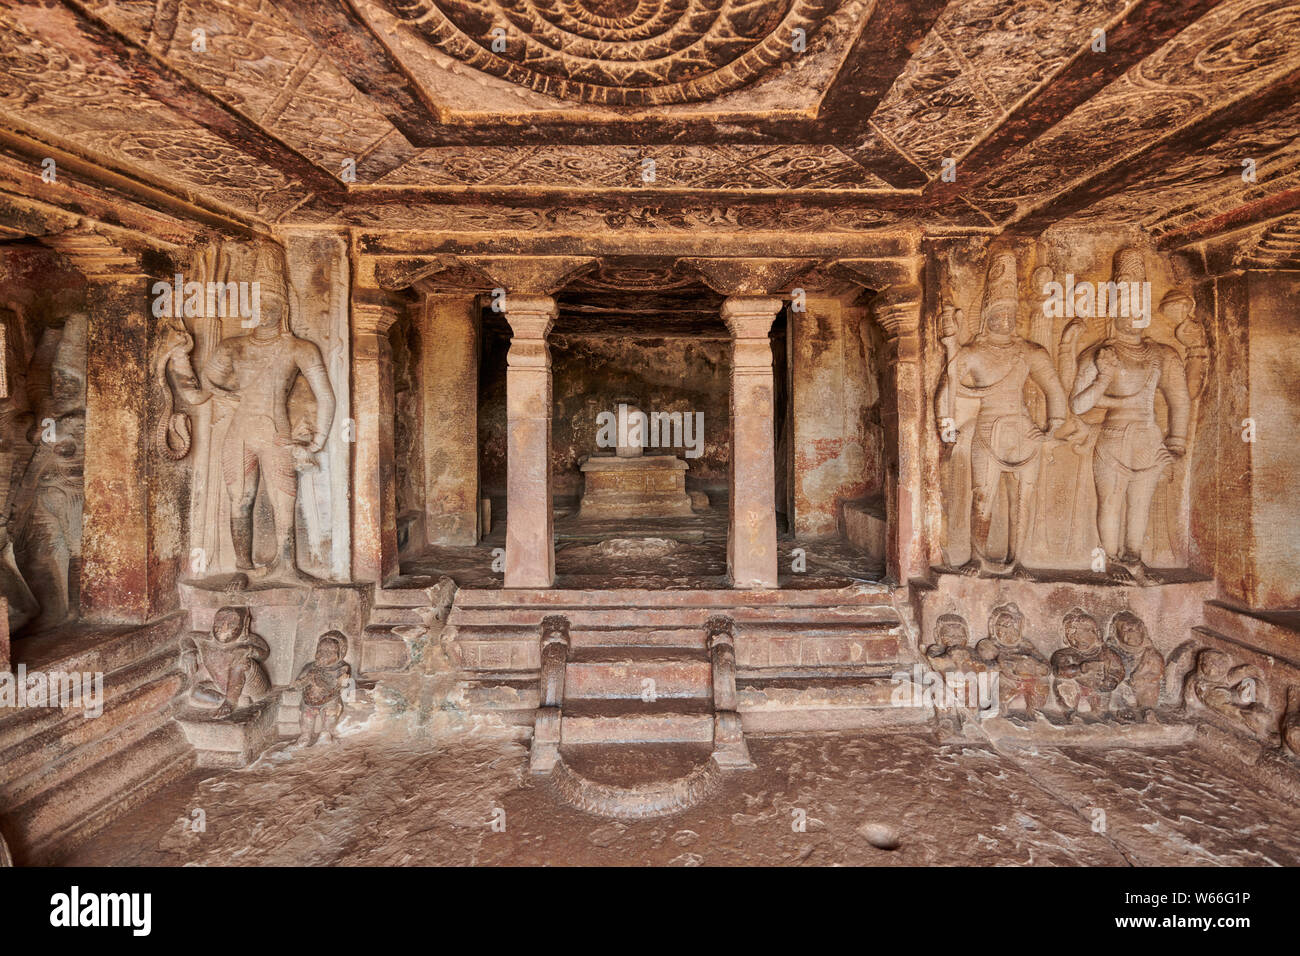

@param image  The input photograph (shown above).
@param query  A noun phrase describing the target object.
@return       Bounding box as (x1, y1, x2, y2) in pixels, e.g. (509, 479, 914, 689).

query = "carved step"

(449, 603, 901, 629)
(5, 724, 193, 863)
(561, 698, 714, 745)
(367, 605, 432, 626)
(567, 626, 705, 649)
(0, 642, 180, 753)
(550, 743, 720, 819)
(566, 648, 712, 700)
(0, 663, 183, 788)
(452, 586, 895, 608)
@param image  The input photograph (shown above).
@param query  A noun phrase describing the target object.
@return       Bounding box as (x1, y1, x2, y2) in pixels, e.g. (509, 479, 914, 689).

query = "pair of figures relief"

(158, 241, 335, 588)
(924, 604, 1164, 723)
(936, 247, 1205, 584)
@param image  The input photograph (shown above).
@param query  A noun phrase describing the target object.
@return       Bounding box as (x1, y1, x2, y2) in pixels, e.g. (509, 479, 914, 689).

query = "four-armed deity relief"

(159, 241, 336, 588)
(936, 246, 1206, 583)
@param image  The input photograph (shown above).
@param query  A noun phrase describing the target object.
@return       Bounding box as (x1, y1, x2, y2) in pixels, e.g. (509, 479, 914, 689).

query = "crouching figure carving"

(180, 605, 272, 719)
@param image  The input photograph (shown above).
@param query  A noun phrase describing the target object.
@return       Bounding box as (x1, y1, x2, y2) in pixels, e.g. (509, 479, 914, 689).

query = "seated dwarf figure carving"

(1050, 608, 1123, 722)
(975, 603, 1049, 717)
(1182, 648, 1277, 743)
(292, 631, 352, 747)
(1067, 248, 1190, 584)
(924, 613, 978, 673)
(1107, 611, 1163, 720)
(180, 606, 273, 719)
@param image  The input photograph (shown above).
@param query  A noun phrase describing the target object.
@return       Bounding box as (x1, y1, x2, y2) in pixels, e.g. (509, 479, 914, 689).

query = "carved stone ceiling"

(0, 0, 1297, 249)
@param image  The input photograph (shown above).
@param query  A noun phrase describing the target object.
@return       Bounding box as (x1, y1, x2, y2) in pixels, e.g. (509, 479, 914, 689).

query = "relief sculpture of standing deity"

(162, 242, 336, 586)
(937, 252, 1067, 577)
(1064, 248, 1190, 584)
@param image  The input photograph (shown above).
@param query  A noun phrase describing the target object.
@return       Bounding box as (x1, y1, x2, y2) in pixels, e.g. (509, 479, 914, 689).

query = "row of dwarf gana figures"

(925, 603, 1298, 752)
(924, 603, 1163, 723)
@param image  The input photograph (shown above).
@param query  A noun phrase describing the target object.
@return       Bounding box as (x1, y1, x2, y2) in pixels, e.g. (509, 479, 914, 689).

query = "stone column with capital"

(723, 297, 782, 589)
(351, 293, 401, 585)
(504, 296, 557, 589)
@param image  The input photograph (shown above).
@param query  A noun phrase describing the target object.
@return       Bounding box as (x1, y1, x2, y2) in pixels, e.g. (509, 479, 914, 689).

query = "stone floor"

(60, 730, 1300, 866)
(401, 510, 883, 590)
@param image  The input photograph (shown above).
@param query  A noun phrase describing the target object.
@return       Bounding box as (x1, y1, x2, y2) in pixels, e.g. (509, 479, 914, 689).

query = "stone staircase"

(446, 585, 914, 816)
(0, 613, 193, 863)
(358, 576, 457, 676)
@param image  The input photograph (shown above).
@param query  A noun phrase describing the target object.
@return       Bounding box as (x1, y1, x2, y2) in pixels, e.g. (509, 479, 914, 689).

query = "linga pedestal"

(577, 404, 694, 520)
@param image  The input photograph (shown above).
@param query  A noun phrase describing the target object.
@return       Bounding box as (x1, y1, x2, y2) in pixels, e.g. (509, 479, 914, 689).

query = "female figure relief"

(1068, 249, 1190, 584)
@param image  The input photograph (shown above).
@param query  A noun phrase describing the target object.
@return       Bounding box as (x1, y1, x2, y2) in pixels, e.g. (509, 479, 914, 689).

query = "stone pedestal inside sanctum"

(577, 455, 694, 520)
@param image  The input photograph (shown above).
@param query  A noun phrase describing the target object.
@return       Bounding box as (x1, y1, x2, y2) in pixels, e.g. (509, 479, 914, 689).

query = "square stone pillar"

(504, 297, 557, 588)
(351, 294, 401, 585)
(875, 290, 927, 585)
(723, 297, 782, 589)
(75, 253, 176, 624)
(423, 294, 481, 545)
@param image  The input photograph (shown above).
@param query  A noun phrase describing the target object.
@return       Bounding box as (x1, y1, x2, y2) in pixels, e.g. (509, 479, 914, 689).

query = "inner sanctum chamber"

(0, 0, 1299, 868)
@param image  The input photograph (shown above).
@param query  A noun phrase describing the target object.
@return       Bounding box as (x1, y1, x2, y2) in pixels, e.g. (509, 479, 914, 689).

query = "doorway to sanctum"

(388, 257, 885, 590)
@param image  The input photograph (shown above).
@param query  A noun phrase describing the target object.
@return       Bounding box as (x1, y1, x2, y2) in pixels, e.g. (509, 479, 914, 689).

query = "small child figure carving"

(292, 631, 351, 748)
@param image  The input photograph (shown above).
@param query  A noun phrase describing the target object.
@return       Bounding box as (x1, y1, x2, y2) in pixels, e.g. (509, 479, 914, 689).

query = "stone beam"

(275, 0, 445, 146)
(350, 226, 920, 260)
(816, 0, 947, 136)
(1158, 187, 1300, 250)
(1010, 63, 1300, 234)
(0, 130, 253, 245)
(7, 0, 343, 199)
(925, 0, 1228, 204)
